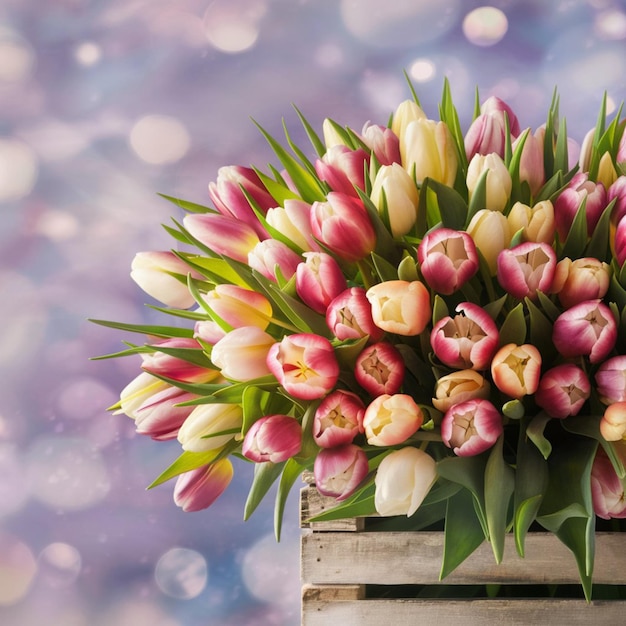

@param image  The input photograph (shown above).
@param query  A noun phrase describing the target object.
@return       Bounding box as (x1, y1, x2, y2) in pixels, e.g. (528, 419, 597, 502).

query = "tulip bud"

(117, 372, 171, 419)
(513, 127, 545, 197)
(441, 398, 503, 456)
(578, 128, 594, 173)
(354, 342, 405, 397)
(315, 145, 369, 197)
(496, 241, 557, 300)
(465, 95, 520, 160)
(134, 386, 199, 440)
(363, 393, 423, 446)
(591, 448, 626, 519)
(310, 192, 376, 262)
(295, 252, 347, 314)
(203, 284, 272, 330)
(210, 326, 274, 381)
(596, 355, 626, 405)
(141, 337, 219, 384)
(551, 257, 610, 309)
(360, 122, 401, 165)
(490, 343, 542, 399)
(266, 333, 339, 400)
(552, 300, 617, 364)
(193, 320, 226, 345)
(466, 209, 511, 275)
(553, 172, 607, 241)
(432, 369, 490, 413)
(314, 444, 369, 501)
(130, 251, 198, 309)
(417, 228, 479, 295)
(369, 163, 419, 237)
(183, 212, 262, 263)
(177, 403, 243, 452)
(174, 459, 234, 512)
(391, 100, 427, 149)
(242, 415, 302, 463)
(480, 96, 521, 135)
(507, 200, 555, 244)
(265, 199, 319, 252)
(366, 280, 431, 336)
(467, 152, 512, 213)
(616, 215, 626, 268)
(313, 390, 365, 448)
(209, 165, 276, 237)
(247, 238, 301, 282)
(374, 447, 437, 517)
(608, 176, 626, 227)
(431, 302, 499, 370)
(534, 363, 590, 419)
(599, 402, 626, 442)
(326, 287, 384, 342)
(402, 118, 458, 186)
(322, 118, 348, 150)
(597, 152, 619, 189)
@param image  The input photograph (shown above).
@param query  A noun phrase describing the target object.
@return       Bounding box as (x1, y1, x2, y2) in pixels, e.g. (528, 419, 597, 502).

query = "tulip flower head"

(507, 200, 555, 244)
(265, 199, 319, 252)
(177, 403, 243, 452)
(313, 390, 365, 448)
(295, 252, 347, 314)
(490, 343, 542, 399)
(360, 122, 401, 166)
(363, 393, 423, 446)
(210, 326, 275, 381)
(247, 238, 301, 282)
(551, 257, 610, 309)
(134, 386, 198, 441)
(432, 369, 491, 412)
(242, 415, 302, 463)
(595, 355, 626, 405)
(441, 398, 503, 456)
(314, 444, 369, 501)
(326, 287, 384, 342)
(174, 460, 234, 512)
(354, 342, 405, 397)
(467, 152, 512, 213)
(315, 144, 369, 197)
(496, 241, 556, 300)
(591, 448, 626, 519)
(535, 363, 591, 419)
(599, 402, 626, 442)
(466, 209, 511, 274)
(203, 284, 273, 330)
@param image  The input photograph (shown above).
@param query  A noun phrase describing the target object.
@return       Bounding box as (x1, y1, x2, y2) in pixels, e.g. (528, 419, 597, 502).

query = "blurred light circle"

(241, 533, 300, 607)
(74, 42, 102, 66)
(0, 444, 30, 517)
(0, 138, 38, 201)
(154, 547, 208, 599)
(55, 377, 117, 421)
(26, 437, 110, 511)
(203, 0, 267, 53)
(0, 533, 37, 605)
(463, 6, 508, 47)
(595, 10, 626, 39)
(35, 209, 80, 241)
(38, 542, 82, 587)
(409, 58, 436, 82)
(0, 31, 35, 82)
(341, 0, 460, 48)
(360, 71, 406, 113)
(129, 115, 190, 165)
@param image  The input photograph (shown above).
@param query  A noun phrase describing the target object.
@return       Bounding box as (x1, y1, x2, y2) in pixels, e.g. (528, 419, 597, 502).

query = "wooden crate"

(300, 478, 626, 626)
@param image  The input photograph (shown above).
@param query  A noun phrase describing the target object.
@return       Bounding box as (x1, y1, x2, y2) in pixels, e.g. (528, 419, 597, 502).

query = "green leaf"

(556, 516, 595, 602)
(426, 178, 468, 231)
(432, 294, 449, 326)
(307, 481, 377, 522)
(143, 344, 213, 369)
(275, 458, 306, 541)
(89, 318, 195, 339)
(371, 252, 399, 282)
(252, 167, 301, 205)
(525, 297, 555, 362)
(440, 488, 486, 579)
(484, 436, 515, 564)
(293, 105, 327, 157)
(397, 255, 419, 282)
(158, 193, 213, 213)
(526, 412, 553, 459)
(498, 302, 527, 346)
(466, 169, 489, 226)
(560, 196, 588, 258)
(585, 199, 615, 263)
(147, 449, 224, 489)
(243, 461, 285, 521)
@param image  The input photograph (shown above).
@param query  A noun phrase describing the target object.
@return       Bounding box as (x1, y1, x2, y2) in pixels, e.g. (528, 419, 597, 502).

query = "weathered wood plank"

(300, 487, 365, 532)
(302, 597, 626, 626)
(301, 531, 626, 585)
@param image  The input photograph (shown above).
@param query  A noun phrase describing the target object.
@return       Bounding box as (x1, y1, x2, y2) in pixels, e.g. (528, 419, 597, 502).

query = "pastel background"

(1, 1, 626, 624)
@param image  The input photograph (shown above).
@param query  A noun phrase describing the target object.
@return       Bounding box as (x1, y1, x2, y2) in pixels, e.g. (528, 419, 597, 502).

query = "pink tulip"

(363, 393, 423, 446)
(209, 165, 276, 238)
(266, 199, 319, 252)
(615, 215, 626, 267)
(534, 363, 590, 419)
(313, 390, 365, 448)
(432, 369, 491, 413)
(326, 287, 384, 342)
(360, 122, 401, 165)
(183, 212, 262, 263)
(431, 302, 499, 370)
(174, 459, 234, 512)
(315, 144, 369, 197)
(591, 448, 626, 519)
(141, 337, 220, 383)
(310, 192, 376, 262)
(374, 447, 437, 516)
(618, 132, 626, 166)
(551, 257, 610, 309)
(242, 415, 302, 463)
(130, 251, 199, 309)
(599, 402, 626, 442)
(313, 444, 369, 501)
(513, 127, 545, 197)
(266, 333, 339, 400)
(134, 386, 199, 441)
(496, 241, 556, 300)
(203, 284, 272, 330)
(210, 326, 275, 381)
(117, 372, 170, 419)
(366, 280, 431, 336)
(194, 320, 226, 344)
(465, 95, 520, 160)
(295, 252, 347, 314)
(177, 403, 243, 452)
(354, 342, 405, 397)
(490, 343, 542, 399)
(481, 95, 520, 135)
(552, 300, 617, 364)
(553, 172, 607, 241)
(607, 175, 626, 226)
(595, 355, 626, 405)
(418, 228, 479, 295)
(248, 238, 301, 282)
(441, 398, 503, 456)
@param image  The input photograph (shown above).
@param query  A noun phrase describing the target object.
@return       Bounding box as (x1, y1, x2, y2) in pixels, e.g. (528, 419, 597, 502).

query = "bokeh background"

(2, 1, 626, 624)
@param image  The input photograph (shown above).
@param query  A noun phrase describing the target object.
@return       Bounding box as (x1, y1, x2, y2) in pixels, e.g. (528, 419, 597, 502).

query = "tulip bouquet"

(94, 79, 626, 600)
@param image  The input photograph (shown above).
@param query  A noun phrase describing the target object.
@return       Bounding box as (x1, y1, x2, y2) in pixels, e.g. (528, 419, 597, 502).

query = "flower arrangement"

(94, 79, 626, 600)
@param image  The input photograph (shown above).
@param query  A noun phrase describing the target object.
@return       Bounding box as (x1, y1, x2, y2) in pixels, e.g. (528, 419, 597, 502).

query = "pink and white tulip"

(295, 252, 347, 314)
(247, 238, 301, 282)
(551, 257, 610, 309)
(513, 127, 545, 197)
(203, 284, 272, 330)
(615, 215, 626, 267)
(326, 287, 384, 342)
(496, 241, 556, 300)
(177, 403, 243, 452)
(313, 390, 365, 448)
(360, 122, 401, 165)
(534, 363, 590, 419)
(266, 333, 339, 400)
(242, 415, 302, 463)
(313, 444, 369, 501)
(117, 372, 170, 419)
(174, 459, 234, 512)
(363, 393, 423, 446)
(134, 386, 199, 441)
(490, 343, 542, 399)
(265, 199, 319, 252)
(596, 355, 626, 405)
(210, 326, 274, 381)
(591, 448, 626, 519)
(354, 342, 405, 397)
(441, 398, 503, 456)
(315, 145, 369, 197)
